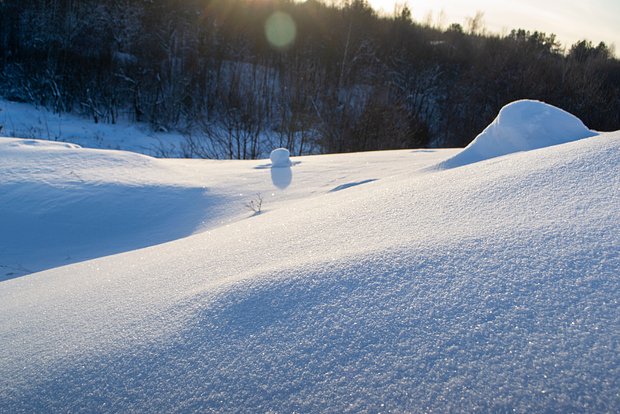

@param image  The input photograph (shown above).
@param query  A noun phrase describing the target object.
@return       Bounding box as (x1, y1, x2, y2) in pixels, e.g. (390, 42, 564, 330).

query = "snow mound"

(270, 147, 291, 167)
(0, 138, 212, 279)
(439, 100, 597, 168)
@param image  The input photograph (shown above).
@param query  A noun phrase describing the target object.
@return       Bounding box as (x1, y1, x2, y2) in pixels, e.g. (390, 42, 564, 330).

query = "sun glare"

(265, 11, 297, 50)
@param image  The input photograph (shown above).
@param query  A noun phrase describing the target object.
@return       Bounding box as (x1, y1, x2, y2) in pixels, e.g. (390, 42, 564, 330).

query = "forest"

(1, 0, 619, 158)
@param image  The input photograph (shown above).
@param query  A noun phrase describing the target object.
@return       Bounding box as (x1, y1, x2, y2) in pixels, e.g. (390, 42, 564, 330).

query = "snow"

(270, 147, 292, 167)
(0, 138, 213, 278)
(439, 100, 598, 169)
(0, 99, 186, 157)
(0, 102, 619, 412)
(0, 98, 317, 159)
(0, 138, 444, 280)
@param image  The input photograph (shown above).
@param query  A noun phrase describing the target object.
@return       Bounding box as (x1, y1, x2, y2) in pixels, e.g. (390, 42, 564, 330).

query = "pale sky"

(367, 0, 620, 51)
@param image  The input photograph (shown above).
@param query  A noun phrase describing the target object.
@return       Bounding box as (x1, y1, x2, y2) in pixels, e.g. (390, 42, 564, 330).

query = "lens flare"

(265, 12, 297, 50)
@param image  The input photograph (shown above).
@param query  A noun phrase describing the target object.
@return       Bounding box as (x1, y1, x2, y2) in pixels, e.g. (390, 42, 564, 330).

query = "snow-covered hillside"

(0, 102, 619, 412)
(0, 99, 186, 157)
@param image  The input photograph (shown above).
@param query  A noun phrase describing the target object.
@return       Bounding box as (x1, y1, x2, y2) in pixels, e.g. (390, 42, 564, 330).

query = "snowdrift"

(439, 100, 598, 168)
(0, 138, 440, 280)
(0, 138, 212, 279)
(1, 127, 618, 412)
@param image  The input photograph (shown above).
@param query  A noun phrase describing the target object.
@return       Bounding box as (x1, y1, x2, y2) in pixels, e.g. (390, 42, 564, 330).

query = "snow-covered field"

(0, 99, 186, 156)
(1, 101, 618, 412)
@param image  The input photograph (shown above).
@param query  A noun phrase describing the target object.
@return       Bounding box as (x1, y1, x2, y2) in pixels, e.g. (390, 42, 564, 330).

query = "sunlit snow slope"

(0, 138, 448, 279)
(0, 103, 619, 412)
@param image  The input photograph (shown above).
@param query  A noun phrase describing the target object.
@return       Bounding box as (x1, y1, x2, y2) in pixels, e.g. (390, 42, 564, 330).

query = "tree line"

(1, 0, 618, 158)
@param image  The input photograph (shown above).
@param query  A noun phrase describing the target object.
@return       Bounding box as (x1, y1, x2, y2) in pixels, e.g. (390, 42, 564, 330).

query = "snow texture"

(270, 147, 292, 167)
(439, 99, 598, 168)
(0, 138, 212, 278)
(0, 138, 436, 279)
(0, 103, 619, 412)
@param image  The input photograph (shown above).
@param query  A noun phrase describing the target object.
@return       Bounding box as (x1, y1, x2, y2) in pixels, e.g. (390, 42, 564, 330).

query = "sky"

(367, 0, 620, 50)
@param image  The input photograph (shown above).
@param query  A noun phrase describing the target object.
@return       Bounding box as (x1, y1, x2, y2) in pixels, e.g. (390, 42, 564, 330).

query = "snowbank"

(0, 130, 618, 412)
(439, 100, 598, 168)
